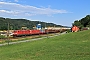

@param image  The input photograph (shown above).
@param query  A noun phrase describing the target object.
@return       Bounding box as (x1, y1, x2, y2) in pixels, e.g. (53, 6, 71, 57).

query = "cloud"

(0, 2, 69, 17)
(0, 10, 19, 14)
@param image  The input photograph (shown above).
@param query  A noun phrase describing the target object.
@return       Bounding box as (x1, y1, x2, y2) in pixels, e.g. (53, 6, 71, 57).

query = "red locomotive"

(12, 30, 44, 37)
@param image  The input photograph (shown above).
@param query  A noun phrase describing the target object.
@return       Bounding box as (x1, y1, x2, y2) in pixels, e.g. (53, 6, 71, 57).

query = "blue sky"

(0, 0, 90, 26)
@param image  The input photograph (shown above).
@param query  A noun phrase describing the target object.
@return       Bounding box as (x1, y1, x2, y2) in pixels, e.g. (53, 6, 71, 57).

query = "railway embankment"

(0, 30, 90, 60)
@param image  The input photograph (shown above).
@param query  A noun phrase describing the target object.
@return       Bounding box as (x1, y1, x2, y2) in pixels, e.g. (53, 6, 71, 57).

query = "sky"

(0, 0, 90, 26)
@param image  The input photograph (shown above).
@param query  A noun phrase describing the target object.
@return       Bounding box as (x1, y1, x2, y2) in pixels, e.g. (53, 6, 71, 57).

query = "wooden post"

(7, 22, 9, 45)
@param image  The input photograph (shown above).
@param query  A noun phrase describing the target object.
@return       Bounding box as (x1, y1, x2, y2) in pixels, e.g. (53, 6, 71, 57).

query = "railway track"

(0, 32, 61, 42)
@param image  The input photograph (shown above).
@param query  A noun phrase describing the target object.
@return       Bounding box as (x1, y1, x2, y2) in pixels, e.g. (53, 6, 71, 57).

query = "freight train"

(12, 27, 70, 37)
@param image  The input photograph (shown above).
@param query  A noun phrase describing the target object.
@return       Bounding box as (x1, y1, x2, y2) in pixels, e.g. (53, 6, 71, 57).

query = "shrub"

(0, 35, 6, 39)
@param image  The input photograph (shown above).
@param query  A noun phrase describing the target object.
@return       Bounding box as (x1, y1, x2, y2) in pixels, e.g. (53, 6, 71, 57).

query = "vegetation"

(0, 17, 63, 30)
(73, 15, 90, 29)
(0, 30, 90, 60)
(0, 35, 6, 39)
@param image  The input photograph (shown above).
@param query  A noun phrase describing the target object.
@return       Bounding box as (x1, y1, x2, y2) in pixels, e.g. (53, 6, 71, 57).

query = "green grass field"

(0, 30, 90, 60)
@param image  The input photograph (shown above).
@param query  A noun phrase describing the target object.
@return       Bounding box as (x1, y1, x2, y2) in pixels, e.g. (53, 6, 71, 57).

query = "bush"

(0, 35, 6, 39)
(66, 29, 71, 33)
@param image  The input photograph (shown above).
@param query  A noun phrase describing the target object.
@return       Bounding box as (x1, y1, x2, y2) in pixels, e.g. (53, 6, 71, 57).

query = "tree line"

(73, 15, 90, 29)
(0, 17, 63, 30)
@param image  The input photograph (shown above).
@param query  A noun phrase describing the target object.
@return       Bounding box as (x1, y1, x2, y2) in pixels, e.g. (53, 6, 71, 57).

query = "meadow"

(0, 30, 90, 60)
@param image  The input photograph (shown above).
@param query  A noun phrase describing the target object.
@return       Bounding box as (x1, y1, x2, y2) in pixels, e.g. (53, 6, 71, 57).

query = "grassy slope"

(0, 30, 90, 60)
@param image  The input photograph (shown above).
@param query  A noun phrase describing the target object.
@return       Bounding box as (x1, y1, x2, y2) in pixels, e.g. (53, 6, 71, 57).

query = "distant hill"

(0, 17, 64, 30)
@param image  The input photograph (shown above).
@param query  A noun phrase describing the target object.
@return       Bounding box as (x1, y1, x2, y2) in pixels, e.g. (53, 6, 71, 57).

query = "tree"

(80, 15, 90, 27)
(73, 15, 90, 29)
(73, 20, 83, 29)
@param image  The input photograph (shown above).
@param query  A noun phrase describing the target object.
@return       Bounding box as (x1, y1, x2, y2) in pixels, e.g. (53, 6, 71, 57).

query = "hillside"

(0, 30, 90, 60)
(0, 17, 63, 30)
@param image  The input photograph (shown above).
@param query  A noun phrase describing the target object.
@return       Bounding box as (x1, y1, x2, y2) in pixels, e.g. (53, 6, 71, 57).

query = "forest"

(0, 17, 63, 30)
